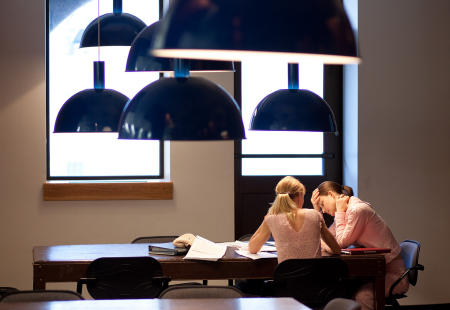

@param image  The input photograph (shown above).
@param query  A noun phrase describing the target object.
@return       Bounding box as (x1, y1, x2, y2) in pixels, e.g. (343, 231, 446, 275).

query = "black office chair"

(0, 287, 19, 299)
(131, 235, 179, 243)
(231, 233, 275, 288)
(159, 284, 244, 299)
(386, 240, 424, 308)
(273, 257, 350, 309)
(0, 290, 83, 302)
(76, 256, 170, 299)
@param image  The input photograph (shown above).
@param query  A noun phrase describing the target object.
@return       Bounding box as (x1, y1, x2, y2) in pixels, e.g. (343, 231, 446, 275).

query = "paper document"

(183, 236, 227, 261)
(218, 241, 277, 252)
(235, 250, 277, 260)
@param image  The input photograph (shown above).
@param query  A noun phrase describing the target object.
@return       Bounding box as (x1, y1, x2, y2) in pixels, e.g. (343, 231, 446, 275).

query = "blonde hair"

(267, 176, 306, 225)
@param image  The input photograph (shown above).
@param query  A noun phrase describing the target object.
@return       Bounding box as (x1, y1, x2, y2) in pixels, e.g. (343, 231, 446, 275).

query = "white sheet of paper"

(183, 235, 227, 261)
(235, 249, 278, 260)
(229, 240, 277, 252)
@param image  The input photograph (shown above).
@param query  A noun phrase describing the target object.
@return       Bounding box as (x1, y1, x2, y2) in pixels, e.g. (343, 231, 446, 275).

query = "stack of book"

(148, 242, 189, 256)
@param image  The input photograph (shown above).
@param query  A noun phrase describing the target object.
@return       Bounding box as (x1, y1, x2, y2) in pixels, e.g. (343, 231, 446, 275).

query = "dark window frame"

(45, 0, 165, 181)
(234, 63, 343, 238)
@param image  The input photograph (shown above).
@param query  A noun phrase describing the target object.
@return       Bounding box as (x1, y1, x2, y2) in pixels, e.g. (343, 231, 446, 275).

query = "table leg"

(373, 261, 386, 310)
(33, 265, 46, 290)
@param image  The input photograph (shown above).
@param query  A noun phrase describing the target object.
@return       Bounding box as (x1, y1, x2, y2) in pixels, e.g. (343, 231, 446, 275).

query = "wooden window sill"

(43, 181, 173, 201)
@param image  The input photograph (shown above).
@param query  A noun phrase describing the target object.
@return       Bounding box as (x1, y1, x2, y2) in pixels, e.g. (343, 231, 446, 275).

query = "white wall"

(343, 0, 359, 194)
(358, 0, 450, 305)
(0, 0, 234, 290)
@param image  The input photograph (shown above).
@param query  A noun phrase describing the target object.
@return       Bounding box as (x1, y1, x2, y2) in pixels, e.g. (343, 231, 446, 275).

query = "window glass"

(242, 158, 323, 176)
(48, 0, 162, 179)
(241, 60, 325, 175)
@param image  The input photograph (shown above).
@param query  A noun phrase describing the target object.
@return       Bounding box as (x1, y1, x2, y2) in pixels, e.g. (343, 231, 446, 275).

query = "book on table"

(148, 242, 189, 256)
(341, 247, 391, 255)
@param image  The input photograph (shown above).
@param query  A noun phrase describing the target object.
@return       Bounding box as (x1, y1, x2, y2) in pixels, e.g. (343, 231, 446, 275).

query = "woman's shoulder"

(348, 197, 375, 214)
(298, 208, 321, 219)
(264, 213, 283, 223)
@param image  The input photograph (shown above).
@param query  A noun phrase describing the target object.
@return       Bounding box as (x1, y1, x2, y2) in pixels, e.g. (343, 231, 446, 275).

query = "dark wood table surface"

(33, 243, 385, 309)
(0, 298, 311, 310)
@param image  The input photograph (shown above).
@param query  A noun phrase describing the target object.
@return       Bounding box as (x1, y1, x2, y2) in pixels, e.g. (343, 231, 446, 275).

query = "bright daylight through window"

(47, 0, 162, 180)
(241, 60, 325, 176)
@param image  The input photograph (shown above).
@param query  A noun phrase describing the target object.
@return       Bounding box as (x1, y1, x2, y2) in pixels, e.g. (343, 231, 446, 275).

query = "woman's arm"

(334, 200, 370, 247)
(320, 217, 341, 255)
(248, 220, 271, 254)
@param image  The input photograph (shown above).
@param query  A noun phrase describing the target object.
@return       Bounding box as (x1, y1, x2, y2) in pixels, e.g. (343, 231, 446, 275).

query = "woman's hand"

(336, 194, 350, 212)
(311, 188, 321, 212)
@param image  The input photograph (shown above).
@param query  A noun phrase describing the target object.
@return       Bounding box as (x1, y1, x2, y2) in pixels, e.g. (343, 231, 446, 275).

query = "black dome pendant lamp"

(152, 0, 359, 64)
(118, 59, 245, 140)
(54, 0, 129, 133)
(54, 61, 129, 132)
(126, 21, 234, 72)
(250, 63, 337, 133)
(80, 0, 146, 47)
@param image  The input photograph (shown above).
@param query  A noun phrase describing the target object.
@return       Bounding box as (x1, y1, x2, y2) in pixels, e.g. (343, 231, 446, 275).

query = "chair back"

(273, 257, 349, 308)
(131, 235, 179, 243)
(81, 256, 169, 299)
(0, 287, 19, 299)
(159, 285, 244, 299)
(324, 298, 361, 310)
(0, 290, 83, 302)
(400, 240, 421, 285)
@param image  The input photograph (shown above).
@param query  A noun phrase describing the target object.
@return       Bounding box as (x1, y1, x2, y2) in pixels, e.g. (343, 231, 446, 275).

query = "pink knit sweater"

(329, 196, 401, 263)
(264, 209, 323, 263)
(327, 197, 409, 308)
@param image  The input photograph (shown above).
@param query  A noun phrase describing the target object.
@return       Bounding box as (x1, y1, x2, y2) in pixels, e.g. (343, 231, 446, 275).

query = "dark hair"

(317, 181, 354, 197)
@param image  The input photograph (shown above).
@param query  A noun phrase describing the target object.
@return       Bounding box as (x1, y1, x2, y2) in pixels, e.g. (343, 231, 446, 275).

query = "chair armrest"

(76, 278, 97, 295)
(152, 276, 171, 289)
(388, 263, 425, 299)
(413, 264, 424, 271)
(388, 269, 410, 299)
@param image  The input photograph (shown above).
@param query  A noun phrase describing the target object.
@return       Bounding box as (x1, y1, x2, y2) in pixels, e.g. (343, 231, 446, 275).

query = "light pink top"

(329, 196, 401, 263)
(264, 209, 322, 263)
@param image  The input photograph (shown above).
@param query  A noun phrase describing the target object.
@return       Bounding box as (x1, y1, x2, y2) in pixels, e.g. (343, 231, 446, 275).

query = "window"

(47, 0, 163, 180)
(234, 61, 343, 238)
(241, 60, 325, 176)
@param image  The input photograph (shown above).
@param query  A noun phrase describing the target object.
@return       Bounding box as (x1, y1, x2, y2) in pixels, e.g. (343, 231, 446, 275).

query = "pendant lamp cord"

(97, 0, 100, 61)
(93, 0, 105, 90)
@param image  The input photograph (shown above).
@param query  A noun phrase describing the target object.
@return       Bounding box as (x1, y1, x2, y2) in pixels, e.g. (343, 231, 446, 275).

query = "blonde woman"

(249, 176, 340, 262)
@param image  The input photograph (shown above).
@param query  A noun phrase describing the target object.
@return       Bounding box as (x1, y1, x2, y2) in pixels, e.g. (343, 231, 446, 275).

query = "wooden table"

(0, 298, 311, 310)
(33, 243, 385, 309)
